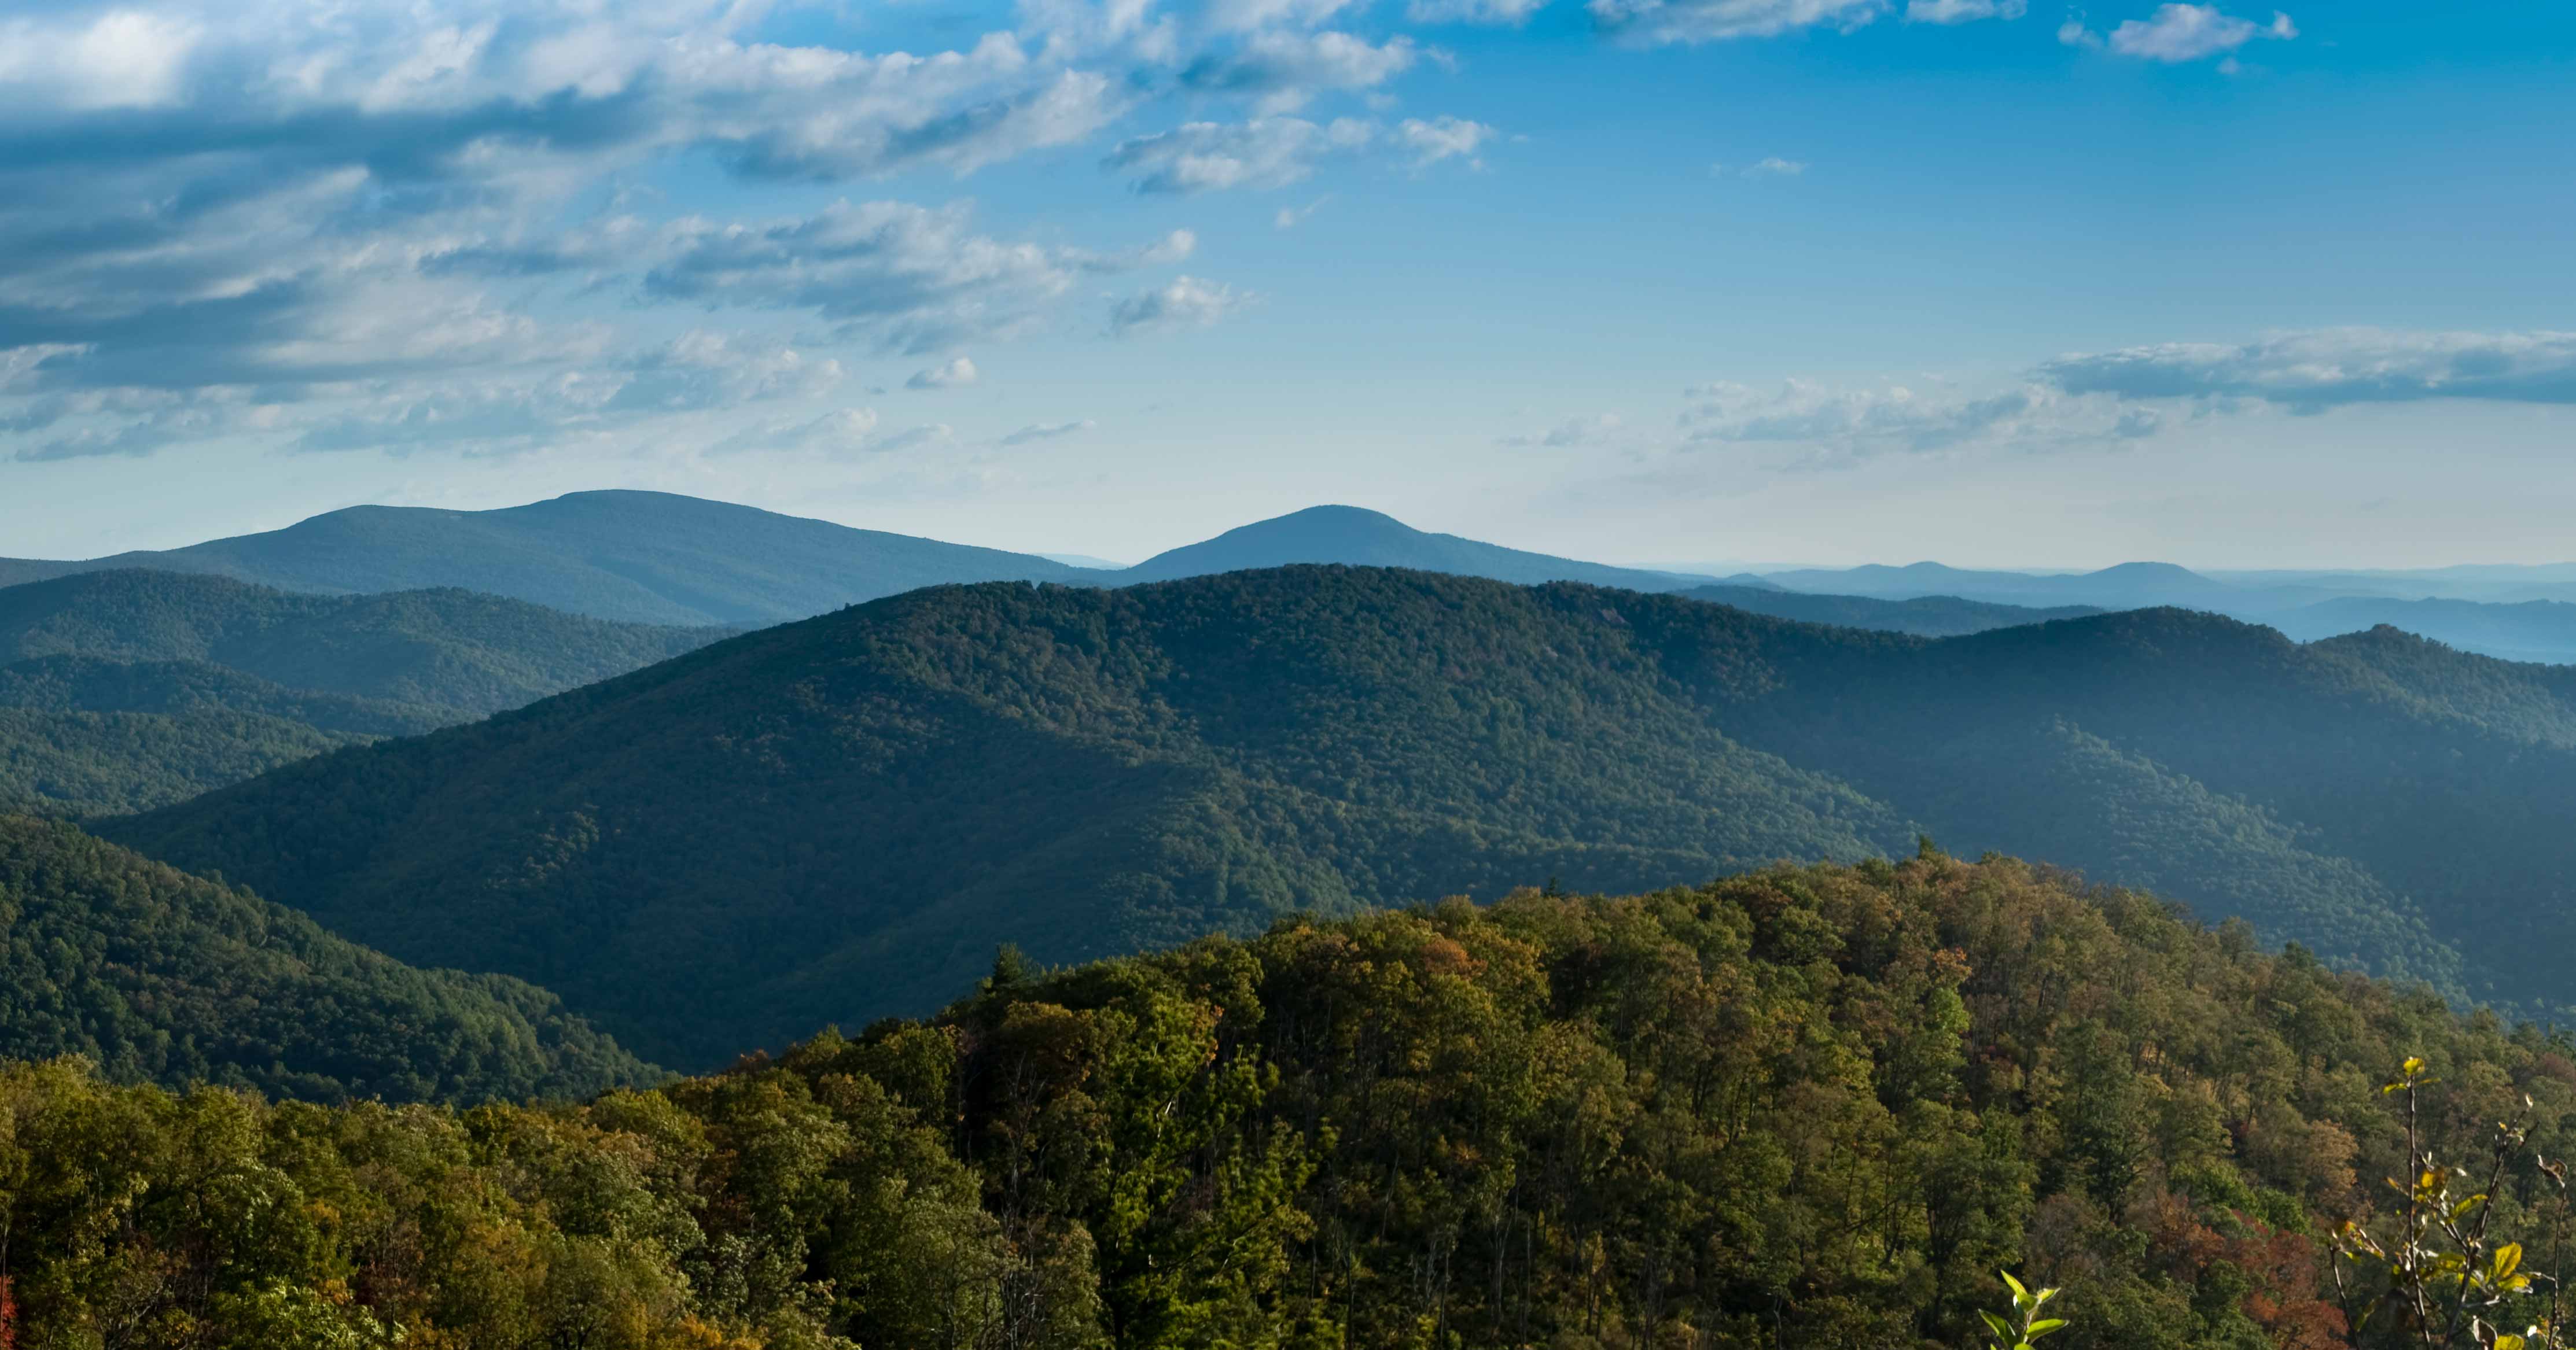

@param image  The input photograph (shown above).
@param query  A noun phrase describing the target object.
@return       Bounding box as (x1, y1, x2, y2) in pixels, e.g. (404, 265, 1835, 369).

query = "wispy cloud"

(908, 357, 981, 390)
(1905, 0, 2026, 23)
(2038, 329, 2576, 409)
(1002, 419, 1098, 445)
(1589, 0, 1886, 47)
(2059, 3, 2296, 60)
(1111, 276, 1254, 336)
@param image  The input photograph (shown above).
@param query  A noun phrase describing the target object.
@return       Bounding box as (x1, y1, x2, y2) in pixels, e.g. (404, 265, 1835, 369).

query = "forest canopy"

(1, 853, 2566, 1349)
(106, 567, 2576, 1067)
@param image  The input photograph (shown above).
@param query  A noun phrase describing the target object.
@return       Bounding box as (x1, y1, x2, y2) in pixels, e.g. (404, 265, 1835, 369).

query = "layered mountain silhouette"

(0, 490, 1095, 626)
(1121, 504, 1714, 591)
(0, 570, 725, 813)
(19, 489, 2576, 659)
(110, 566, 2576, 1068)
(1680, 584, 2100, 636)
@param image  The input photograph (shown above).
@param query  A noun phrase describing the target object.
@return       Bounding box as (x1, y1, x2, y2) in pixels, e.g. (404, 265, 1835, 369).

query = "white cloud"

(1107, 117, 1375, 193)
(2099, 4, 2295, 61)
(1588, 0, 1886, 47)
(2038, 328, 2576, 408)
(1206, 0, 1371, 32)
(639, 200, 1182, 353)
(1743, 156, 1807, 176)
(1002, 418, 1097, 444)
(908, 356, 981, 389)
(1179, 31, 1418, 112)
(1397, 116, 1499, 169)
(875, 422, 959, 452)
(1904, 0, 2026, 21)
(1409, 0, 1555, 25)
(1502, 412, 1625, 448)
(1111, 276, 1253, 336)
(1107, 116, 1496, 193)
(1274, 197, 1331, 228)
(1677, 378, 2152, 466)
(711, 407, 886, 458)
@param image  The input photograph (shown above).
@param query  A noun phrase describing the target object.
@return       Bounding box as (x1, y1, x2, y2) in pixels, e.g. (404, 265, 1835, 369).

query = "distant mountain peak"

(1121, 505, 1712, 592)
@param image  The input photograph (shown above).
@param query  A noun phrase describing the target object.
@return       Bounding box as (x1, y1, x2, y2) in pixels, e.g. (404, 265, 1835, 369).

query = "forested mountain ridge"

(2, 854, 2566, 1348)
(106, 568, 1908, 1064)
(1681, 582, 2102, 636)
(110, 565, 2576, 1068)
(0, 569, 724, 715)
(0, 815, 653, 1102)
(0, 490, 1095, 624)
(0, 569, 728, 814)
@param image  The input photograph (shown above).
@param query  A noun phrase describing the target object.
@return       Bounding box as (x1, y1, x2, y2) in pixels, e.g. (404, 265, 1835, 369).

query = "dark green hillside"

(111, 566, 2566, 1068)
(0, 654, 447, 736)
(1682, 581, 2103, 635)
(3, 854, 2570, 1347)
(111, 568, 1905, 1065)
(0, 706, 362, 817)
(0, 569, 724, 716)
(0, 570, 731, 814)
(1, 489, 1092, 625)
(1654, 604, 2576, 1006)
(0, 816, 652, 1102)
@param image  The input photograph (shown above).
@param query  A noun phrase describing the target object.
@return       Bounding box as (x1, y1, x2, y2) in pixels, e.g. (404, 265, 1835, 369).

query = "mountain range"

(0, 491, 1098, 626)
(23, 490, 2576, 661)
(104, 565, 2576, 1069)
(0, 570, 723, 814)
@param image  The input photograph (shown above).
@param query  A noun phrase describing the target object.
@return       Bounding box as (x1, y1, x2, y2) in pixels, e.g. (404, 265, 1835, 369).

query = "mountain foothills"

(0, 815, 650, 1102)
(5, 854, 2569, 1348)
(0, 570, 723, 814)
(106, 565, 2576, 1069)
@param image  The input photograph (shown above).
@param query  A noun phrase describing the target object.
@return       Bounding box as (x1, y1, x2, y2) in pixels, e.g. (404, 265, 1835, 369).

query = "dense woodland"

(0, 816, 650, 1102)
(3, 853, 2568, 1349)
(1677, 584, 2101, 636)
(108, 566, 2576, 1067)
(0, 570, 723, 813)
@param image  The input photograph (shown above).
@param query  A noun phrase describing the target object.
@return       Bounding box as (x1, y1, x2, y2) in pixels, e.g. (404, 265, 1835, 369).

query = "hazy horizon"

(15, 486, 2576, 580)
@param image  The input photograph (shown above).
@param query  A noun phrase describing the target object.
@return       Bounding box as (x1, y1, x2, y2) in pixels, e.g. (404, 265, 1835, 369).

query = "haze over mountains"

(20, 489, 2576, 660)
(16, 488, 2576, 832)
(0, 491, 1098, 626)
(0, 570, 723, 813)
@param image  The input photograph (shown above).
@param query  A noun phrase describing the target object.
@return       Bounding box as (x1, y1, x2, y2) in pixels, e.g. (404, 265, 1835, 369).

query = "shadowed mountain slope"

(1681, 583, 2102, 636)
(108, 566, 2576, 1068)
(0, 570, 732, 813)
(0, 816, 653, 1102)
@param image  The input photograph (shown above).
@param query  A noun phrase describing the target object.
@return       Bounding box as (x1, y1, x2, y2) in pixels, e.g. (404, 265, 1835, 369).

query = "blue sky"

(1, 0, 2570, 569)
